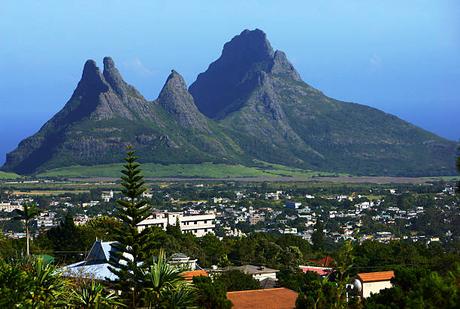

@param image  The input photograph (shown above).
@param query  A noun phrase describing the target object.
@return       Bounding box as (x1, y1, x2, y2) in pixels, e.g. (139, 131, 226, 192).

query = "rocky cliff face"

(190, 29, 457, 175)
(2, 29, 457, 176)
(189, 29, 302, 119)
(157, 70, 209, 132)
(2, 59, 239, 174)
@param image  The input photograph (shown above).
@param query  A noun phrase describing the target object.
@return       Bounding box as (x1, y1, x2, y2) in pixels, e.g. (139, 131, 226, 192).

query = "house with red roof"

(299, 265, 333, 277)
(227, 288, 298, 309)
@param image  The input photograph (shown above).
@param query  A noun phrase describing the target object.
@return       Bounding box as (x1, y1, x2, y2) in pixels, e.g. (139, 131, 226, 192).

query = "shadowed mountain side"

(2, 29, 457, 176)
(2, 60, 242, 174)
(190, 29, 457, 176)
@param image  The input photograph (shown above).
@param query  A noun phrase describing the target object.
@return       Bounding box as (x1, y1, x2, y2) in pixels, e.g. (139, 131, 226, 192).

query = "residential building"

(36, 212, 58, 229)
(227, 288, 298, 309)
(0, 202, 23, 212)
(249, 213, 265, 225)
(299, 265, 333, 277)
(235, 265, 279, 283)
(169, 253, 197, 270)
(211, 265, 279, 287)
(62, 240, 120, 281)
(181, 270, 208, 282)
(63, 240, 203, 282)
(285, 201, 302, 209)
(101, 190, 114, 202)
(138, 210, 215, 237)
(353, 271, 395, 298)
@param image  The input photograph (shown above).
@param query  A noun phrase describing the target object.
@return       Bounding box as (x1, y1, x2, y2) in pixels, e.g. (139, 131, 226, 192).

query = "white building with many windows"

(0, 202, 23, 212)
(138, 210, 215, 237)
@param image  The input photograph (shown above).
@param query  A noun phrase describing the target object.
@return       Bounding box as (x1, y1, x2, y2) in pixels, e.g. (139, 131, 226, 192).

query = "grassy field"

(36, 162, 340, 179)
(11, 190, 89, 196)
(0, 171, 21, 179)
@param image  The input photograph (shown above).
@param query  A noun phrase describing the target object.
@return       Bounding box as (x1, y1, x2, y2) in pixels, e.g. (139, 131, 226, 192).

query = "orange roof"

(182, 270, 208, 281)
(227, 288, 298, 309)
(358, 271, 395, 282)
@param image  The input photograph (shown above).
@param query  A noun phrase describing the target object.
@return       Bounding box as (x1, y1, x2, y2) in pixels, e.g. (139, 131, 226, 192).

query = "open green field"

(36, 162, 341, 179)
(10, 189, 89, 196)
(0, 171, 21, 179)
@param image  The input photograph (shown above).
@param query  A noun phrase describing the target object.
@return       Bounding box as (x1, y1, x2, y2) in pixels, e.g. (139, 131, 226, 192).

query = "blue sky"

(1, 0, 459, 164)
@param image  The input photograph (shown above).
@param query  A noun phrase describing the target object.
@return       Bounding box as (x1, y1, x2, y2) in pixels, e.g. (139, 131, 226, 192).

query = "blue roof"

(62, 261, 118, 281)
(61, 240, 121, 281)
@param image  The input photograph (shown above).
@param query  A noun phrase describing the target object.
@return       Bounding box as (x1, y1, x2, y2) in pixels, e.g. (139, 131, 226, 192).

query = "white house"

(353, 271, 395, 298)
(0, 202, 23, 212)
(138, 210, 215, 237)
(169, 253, 197, 270)
(101, 190, 114, 202)
(211, 264, 280, 288)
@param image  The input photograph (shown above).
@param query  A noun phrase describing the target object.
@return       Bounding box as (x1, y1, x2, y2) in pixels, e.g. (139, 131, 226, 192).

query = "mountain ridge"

(2, 29, 457, 176)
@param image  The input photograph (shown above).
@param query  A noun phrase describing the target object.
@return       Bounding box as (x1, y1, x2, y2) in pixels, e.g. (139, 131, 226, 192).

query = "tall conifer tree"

(109, 146, 154, 308)
(456, 148, 460, 193)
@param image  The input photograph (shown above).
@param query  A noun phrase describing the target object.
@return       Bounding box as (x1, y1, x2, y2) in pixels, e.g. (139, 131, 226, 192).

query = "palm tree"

(71, 280, 125, 308)
(142, 249, 196, 308)
(0, 257, 69, 307)
(27, 257, 69, 306)
(14, 203, 40, 256)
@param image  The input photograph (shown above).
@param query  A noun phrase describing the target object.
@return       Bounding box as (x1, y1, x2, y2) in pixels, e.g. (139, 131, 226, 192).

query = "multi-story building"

(138, 210, 215, 237)
(0, 202, 23, 212)
(36, 212, 58, 229)
(101, 190, 114, 202)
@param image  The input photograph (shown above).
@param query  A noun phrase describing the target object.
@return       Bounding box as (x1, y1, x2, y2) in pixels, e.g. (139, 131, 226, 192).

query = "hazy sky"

(1, 0, 459, 164)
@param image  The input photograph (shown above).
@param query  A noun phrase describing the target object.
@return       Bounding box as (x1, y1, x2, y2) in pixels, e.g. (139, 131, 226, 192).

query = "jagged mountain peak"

(271, 50, 301, 81)
(221, 28, 274, 61)
(158, 70, 209, 131)
(102, 56, 144, 99)
(163, 69, 187, 88)
(78, 59, 110, 93)
(1, 30, 456, 176)
(189, 28, 301, 118)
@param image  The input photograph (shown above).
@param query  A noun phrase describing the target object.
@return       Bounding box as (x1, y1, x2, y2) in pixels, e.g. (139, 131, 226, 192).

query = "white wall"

(362, 280, 392, 298)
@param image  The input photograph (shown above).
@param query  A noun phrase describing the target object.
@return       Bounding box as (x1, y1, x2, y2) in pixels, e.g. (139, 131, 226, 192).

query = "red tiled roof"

(182, 270, 208, 282)
(299, 266, 333, 276)
(358, 271, 394, 282)
(227, 288, 298, 309)
(309, 256, 335, 267)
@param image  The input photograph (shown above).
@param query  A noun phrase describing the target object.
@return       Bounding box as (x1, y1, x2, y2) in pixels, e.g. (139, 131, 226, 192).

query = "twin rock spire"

(76, 28, 301, 123)
(76, 55, 210, 133)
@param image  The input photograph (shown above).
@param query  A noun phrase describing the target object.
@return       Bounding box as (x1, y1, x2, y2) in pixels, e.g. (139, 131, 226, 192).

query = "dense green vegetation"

(3, 222, 460, 308)
(1, 149, 459, 307)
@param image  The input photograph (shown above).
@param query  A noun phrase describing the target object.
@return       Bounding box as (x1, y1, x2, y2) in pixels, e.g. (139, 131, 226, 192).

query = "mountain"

(2, 58, 241, 174)
(2, 30, 457, 176)
(189, 29, 457, 176)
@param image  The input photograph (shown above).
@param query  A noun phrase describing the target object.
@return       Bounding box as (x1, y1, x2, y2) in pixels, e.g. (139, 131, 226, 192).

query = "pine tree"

(456, 148, 459, 193)
(311, 220, 325, 252)
(109, 146, 154, 308)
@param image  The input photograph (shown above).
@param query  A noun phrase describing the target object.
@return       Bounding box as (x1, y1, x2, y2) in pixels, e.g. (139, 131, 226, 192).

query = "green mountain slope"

(2, 30, 457, 177)
(190, 29, 457, 176)
(2, 58, 242, 174)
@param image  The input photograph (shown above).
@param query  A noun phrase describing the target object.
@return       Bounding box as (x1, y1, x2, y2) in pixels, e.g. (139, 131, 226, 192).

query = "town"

(1, 171, 459, 308)
(1, 178, 458, 245)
